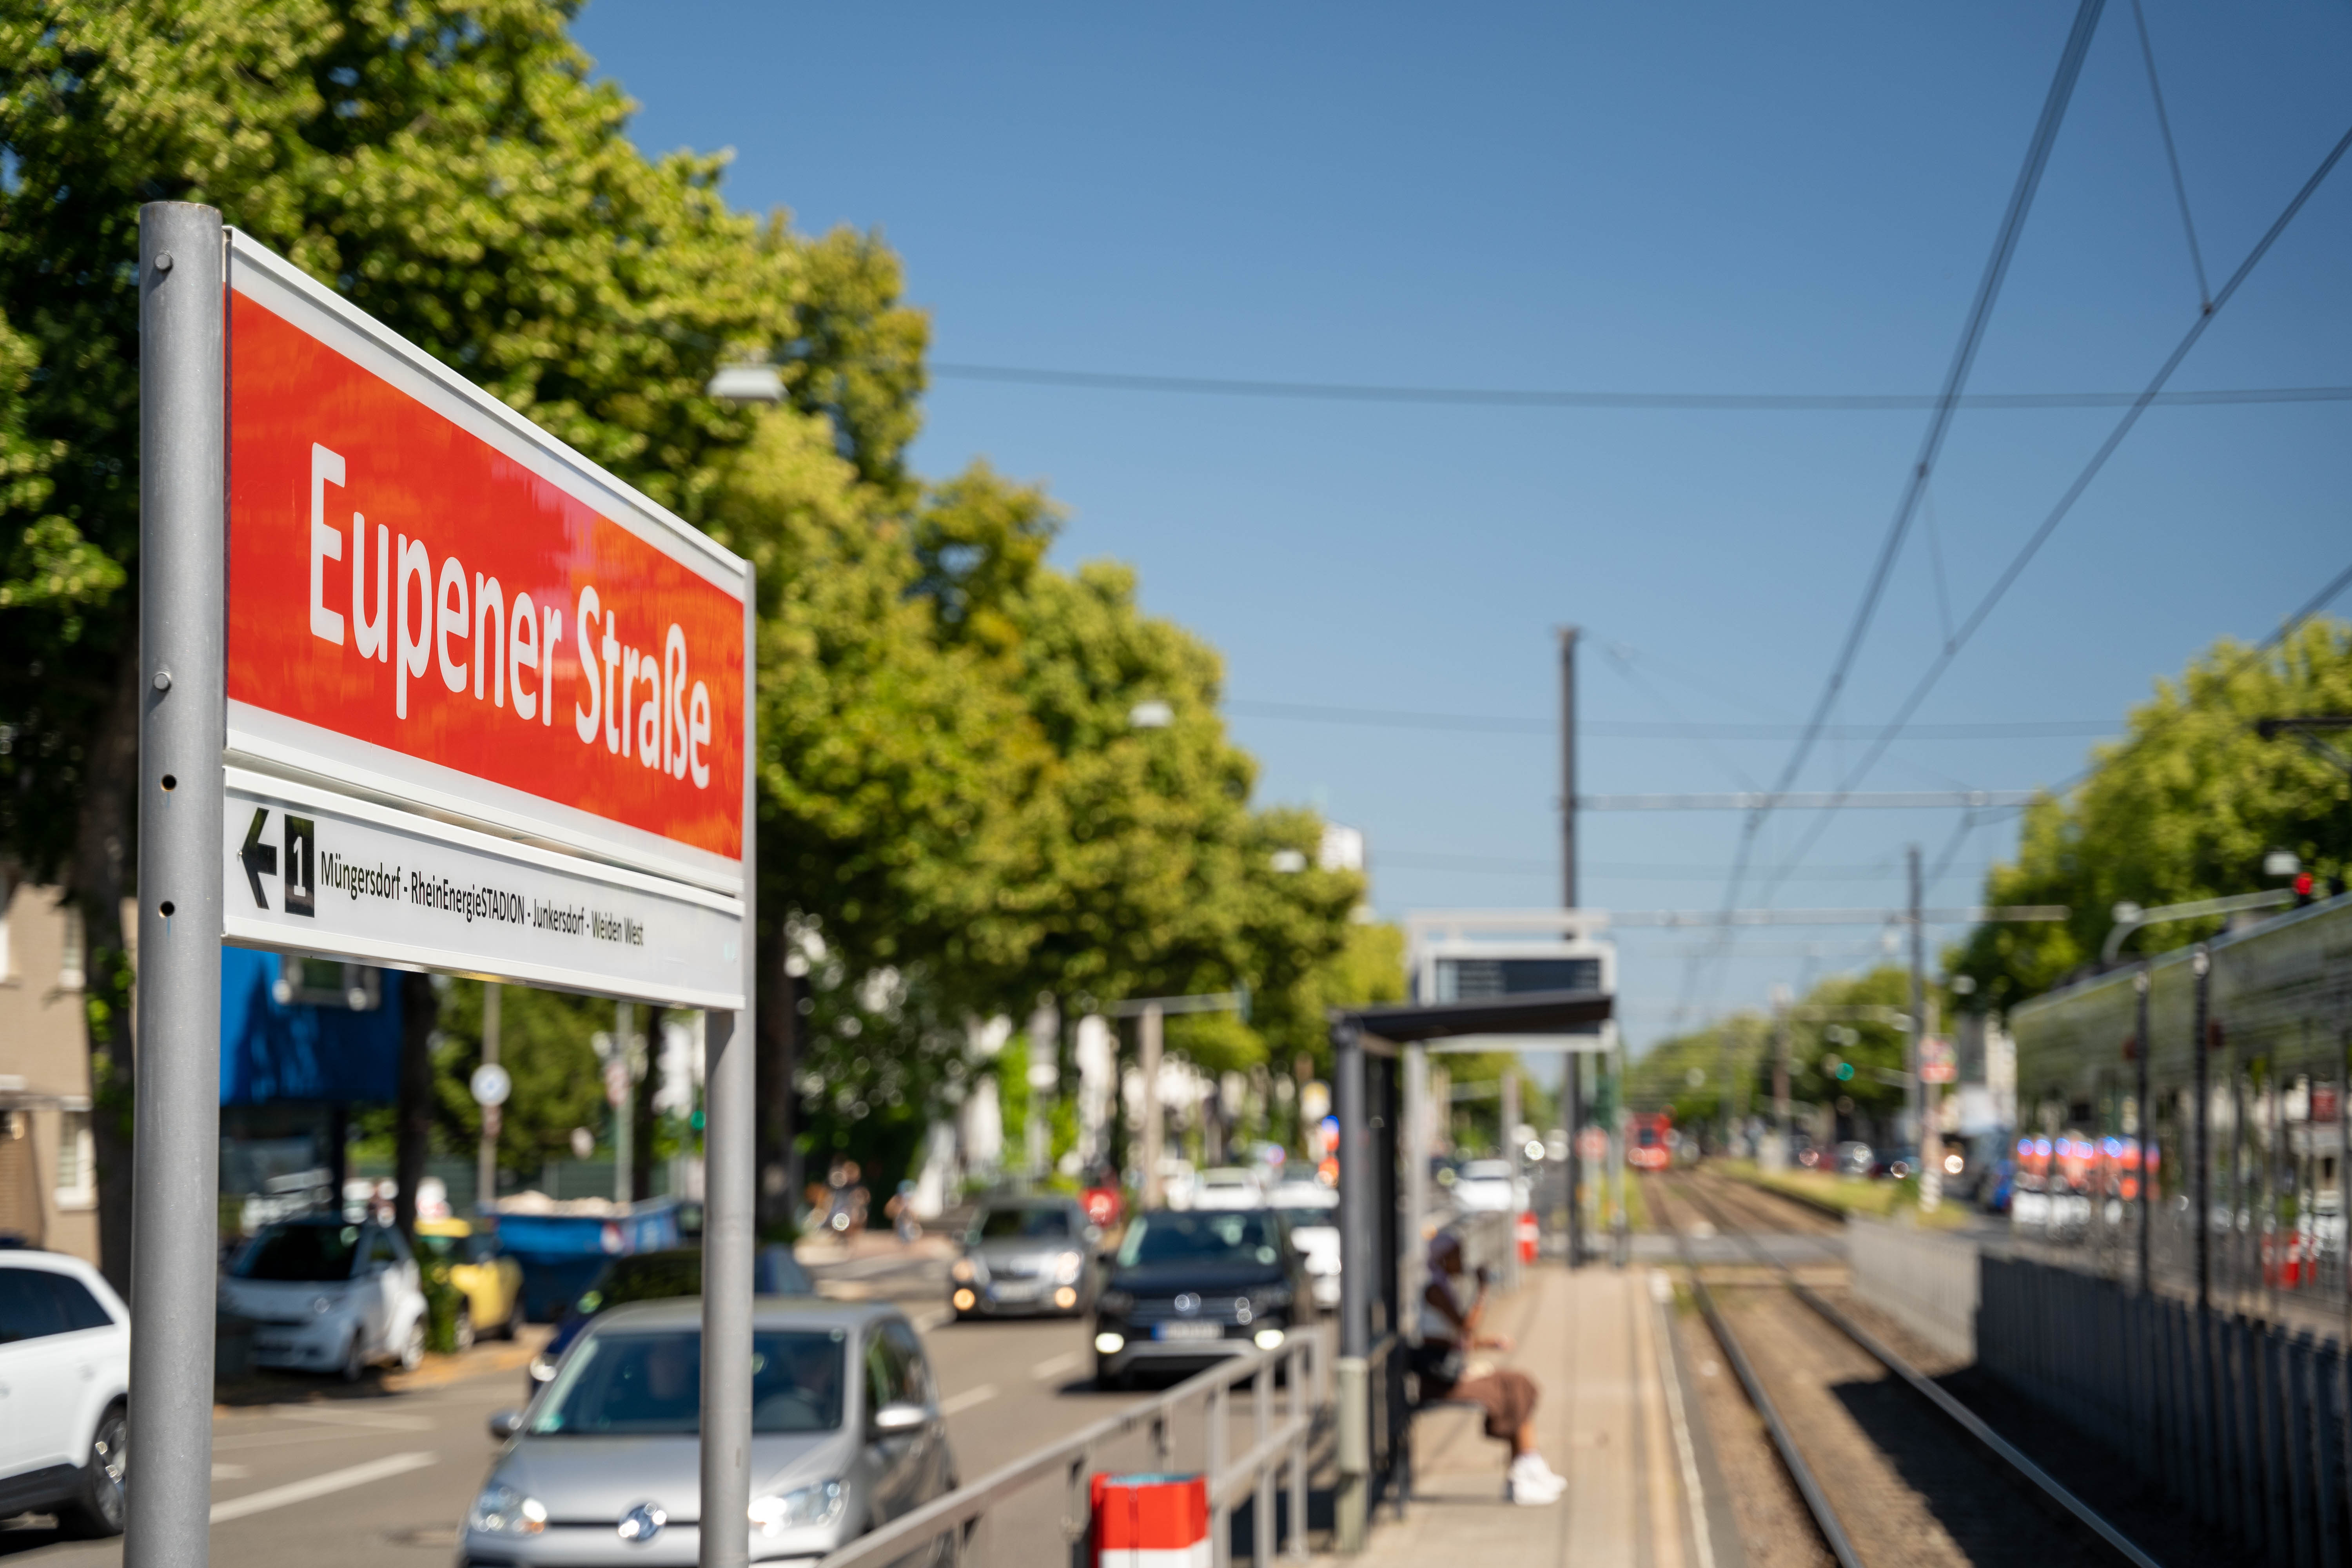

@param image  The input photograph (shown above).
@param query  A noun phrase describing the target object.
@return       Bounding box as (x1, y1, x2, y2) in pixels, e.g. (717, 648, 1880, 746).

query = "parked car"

(1092, 1208, 1315, 1390)
(416, 1217, 525, 1347)
(1189, 1167, 1265, 1211)
(471, 1298, 956, 1566)
(1832, 1141, 1875, 1178)
(219, 1216, 428, 1379)
(1450, 1159, 1527, 1214)
(1267, 1180, 1342, 1308)
(949, 1196, 1098, 1320)
(1873, 1146, 1921, 1180)
(528, 1245, 814, 1392)
(0, 1250, 130, 1535)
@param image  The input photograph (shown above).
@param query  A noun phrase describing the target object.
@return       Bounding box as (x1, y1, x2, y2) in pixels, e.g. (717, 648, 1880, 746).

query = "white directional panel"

(220, 767, 744, 1009)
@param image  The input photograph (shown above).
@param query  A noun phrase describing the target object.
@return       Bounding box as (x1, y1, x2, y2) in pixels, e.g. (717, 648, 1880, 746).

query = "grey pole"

(1138, 1003, 1164, 1208)
(128, 201, 227, 1568)
(2133, 966, 2152, 1293)
(1564, 1052, 1584, 1269)
(1906, 844, 1926, 1172)
(2190, 945, 2211, 1316)
(700, 568, 757, 1568)
(478, 983, 502, 1213)
(1332, 1018, 1370, 1552)
(1559, 626, 1579, 910)
(1400, 1043, 1429, 1351)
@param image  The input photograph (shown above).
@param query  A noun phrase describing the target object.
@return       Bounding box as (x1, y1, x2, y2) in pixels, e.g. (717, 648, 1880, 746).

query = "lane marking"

(1030, 1350, 1085, 1381)
(210, 1451, 437, 1524)
(211, 1464, 251, 1481)
(938, 1383, 1000, 1416)
(909, 1307, 953, 1332)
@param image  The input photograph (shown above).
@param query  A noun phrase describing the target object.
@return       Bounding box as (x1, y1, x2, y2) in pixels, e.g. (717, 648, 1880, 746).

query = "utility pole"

(1560, 625, 1582, 1265)
(1905, 844, 1940, 1210)
(1559, 626, 1580, 910)
(477, 984, 501, 1213)
(1767, 984, 1792, 1171)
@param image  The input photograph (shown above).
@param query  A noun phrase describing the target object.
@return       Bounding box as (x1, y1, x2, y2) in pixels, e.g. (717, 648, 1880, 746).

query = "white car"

(1190, 1167, 1266, 1210)
(218, 1216, 429, 1379)
(0, 1250, 130, 1535)
(1268, 1181, 1343, 1308)
(1450, 1159, 1529, 1214)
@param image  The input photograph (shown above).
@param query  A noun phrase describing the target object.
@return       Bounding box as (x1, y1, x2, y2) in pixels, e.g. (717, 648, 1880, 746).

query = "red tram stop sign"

(216, 233, 748, 1009)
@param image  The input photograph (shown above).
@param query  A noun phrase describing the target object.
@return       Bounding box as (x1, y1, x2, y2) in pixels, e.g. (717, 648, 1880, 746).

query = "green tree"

(1953, 622, 2352, 1013)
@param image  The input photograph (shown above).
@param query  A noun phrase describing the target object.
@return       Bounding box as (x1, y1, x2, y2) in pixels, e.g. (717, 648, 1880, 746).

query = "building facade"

(0, 876, 100, 1263)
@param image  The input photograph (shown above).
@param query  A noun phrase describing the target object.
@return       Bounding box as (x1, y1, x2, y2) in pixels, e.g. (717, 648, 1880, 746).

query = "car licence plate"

(1155, 1321, 1223, 1342)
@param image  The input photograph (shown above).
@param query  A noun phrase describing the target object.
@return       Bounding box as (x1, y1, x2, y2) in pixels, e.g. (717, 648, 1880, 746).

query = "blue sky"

(573, 2, 2352, 1049)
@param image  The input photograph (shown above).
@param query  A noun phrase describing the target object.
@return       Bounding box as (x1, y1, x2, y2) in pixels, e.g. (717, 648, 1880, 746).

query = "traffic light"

(2295, 871, 2316, 907)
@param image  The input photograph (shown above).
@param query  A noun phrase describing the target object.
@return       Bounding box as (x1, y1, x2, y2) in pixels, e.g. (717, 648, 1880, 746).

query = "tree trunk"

(393, 971, 439, 1241)
(70, 641, 143, 1294)
(755, 923, 799, 1234)
(632, 1007, 662, 1203)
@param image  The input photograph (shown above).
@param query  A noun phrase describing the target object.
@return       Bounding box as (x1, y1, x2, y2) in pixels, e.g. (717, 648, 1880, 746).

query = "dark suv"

(1091, 1209, 1314, 1390)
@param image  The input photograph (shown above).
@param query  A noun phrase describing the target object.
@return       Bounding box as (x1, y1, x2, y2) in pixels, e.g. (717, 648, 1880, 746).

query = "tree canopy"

(0, 0, 1378, 1236)
(1951, 622, 2352, 1013)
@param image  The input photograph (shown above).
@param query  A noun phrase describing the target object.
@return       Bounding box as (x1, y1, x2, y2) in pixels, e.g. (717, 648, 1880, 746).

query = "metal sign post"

(131, 203, 756, 1566)
(129, 199, 230, 1568)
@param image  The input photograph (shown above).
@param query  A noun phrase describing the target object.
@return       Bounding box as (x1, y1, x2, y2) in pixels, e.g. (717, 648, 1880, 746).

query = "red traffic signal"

(2295, 871, 2316, 906)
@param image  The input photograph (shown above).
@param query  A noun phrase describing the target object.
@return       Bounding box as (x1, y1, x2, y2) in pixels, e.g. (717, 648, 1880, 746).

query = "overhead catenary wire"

(1758, 552, 2352, 920)
(2128, 0, 2211, 308)
(1717, 0, 2108, 916)
(1674, 0, 2109, 1035)
(1221, 699, 2118, 741)
(1754, 118, 2352, 908)
(931, 363, 2352, 412)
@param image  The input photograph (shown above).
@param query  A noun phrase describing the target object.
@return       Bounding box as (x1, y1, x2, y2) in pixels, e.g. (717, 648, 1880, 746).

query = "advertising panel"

(225, 236, 747, 895)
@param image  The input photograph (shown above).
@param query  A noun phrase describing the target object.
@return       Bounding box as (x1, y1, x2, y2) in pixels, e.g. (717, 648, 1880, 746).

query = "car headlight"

(1053, 1250, 1084, 1285)
(467, 1483, 548, 1537)
(749, 1479, 845, 1536)
(1098, 1290, 1133, 1317)
(951, 1257, 981, 1283)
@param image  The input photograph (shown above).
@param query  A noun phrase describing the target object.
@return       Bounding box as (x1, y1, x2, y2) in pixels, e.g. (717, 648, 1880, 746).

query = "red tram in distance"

(1629, 1111, 1674, 1171)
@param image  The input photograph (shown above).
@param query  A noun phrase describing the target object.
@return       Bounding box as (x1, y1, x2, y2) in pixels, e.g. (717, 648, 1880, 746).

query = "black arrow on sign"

(239, 808, 277, 909)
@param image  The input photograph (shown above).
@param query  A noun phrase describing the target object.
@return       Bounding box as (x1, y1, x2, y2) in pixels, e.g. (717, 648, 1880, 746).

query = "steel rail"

(1677, 1172, 2166, 1568)
(1648, 1178, 1867, 1568)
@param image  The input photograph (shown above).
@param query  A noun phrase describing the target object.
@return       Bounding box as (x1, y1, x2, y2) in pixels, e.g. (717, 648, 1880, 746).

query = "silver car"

(463, 1298, 957, 1566)
(947, 1197, 1099, 1320)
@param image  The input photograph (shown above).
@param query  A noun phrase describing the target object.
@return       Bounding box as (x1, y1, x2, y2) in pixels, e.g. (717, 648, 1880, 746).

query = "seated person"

(1420, 1231, 1563, 1505)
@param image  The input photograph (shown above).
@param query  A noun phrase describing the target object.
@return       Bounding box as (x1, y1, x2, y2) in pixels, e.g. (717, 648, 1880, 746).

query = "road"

(0, 1236, 1175, 1566)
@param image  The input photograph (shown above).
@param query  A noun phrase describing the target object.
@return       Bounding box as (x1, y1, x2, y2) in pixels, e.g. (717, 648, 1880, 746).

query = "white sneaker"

(1507, 1456, 1564, 1505)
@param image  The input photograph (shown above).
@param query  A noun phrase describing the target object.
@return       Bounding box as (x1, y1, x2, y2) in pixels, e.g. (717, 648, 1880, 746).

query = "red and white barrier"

(1093, 1471, 1210, 1568)
(1515, 1210, 1539, 1264)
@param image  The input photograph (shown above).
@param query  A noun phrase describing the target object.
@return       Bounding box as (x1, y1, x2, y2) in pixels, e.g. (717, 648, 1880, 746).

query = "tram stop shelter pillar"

(1329, 986, 1613, 1551)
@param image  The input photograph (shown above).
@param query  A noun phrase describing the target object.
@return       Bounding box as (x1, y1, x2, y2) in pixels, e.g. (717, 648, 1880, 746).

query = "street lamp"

(706, 362, 784, 403)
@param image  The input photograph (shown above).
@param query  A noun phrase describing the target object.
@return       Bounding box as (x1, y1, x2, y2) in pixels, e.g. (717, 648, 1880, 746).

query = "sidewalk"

(1327, 1264, 1709, 1568)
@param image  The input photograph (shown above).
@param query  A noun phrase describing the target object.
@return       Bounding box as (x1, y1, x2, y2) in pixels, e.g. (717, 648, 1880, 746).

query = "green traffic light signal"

(690, 1109, 706, 1131)
(1835, 1062, 1855, 1082)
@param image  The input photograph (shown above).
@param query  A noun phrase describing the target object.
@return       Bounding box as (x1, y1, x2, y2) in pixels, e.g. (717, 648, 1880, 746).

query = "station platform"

(1323, 1263, 1719, 1568)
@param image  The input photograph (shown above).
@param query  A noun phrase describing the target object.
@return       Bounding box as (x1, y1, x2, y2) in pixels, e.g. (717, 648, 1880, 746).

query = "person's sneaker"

(1507, 1455, 1564, 1504)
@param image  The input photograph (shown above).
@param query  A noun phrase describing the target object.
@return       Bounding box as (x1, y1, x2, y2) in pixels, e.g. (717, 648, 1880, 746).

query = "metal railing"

(818, 1325, 1330, 1568)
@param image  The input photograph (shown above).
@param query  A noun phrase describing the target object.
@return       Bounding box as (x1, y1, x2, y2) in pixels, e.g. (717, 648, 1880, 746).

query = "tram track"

(1648, 1168, 2165, 1568)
